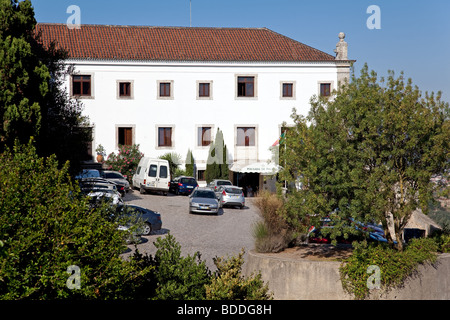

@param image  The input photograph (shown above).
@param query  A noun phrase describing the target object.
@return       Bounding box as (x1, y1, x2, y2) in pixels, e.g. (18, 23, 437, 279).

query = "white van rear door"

(156, 162, 169, 190)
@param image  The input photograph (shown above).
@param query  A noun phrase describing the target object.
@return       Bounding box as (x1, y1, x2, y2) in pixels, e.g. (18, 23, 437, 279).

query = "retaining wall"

(243, 251, 450, 300)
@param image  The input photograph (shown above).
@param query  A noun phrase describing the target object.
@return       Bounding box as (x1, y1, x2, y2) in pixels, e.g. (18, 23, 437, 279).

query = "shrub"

(0, 142, 152, 299)
(339, 238, 438, 300)
(253, 192, 294, 253)
(130, 235, 272, 300)
(105, 144, 144, 183)
(205, 249, 273, 300)
(152, 234, 212, 300)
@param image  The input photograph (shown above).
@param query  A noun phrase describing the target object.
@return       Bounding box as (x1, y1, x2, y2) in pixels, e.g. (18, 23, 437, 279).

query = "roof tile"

(35, 23, 335, 62)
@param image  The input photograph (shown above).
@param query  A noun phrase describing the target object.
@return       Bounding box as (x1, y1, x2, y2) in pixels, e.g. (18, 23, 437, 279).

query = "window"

(237, 127, 256, 147)
(198, 127, 212, 147)
(159, 165, 168, 179)
(119, 82, 131, 97)
(197, 81, 213, 100)
(320, 83, 331, 97)
(118, 127, 133, 146)
(197, 170, 205, 181)
(199, 83, 210, 97)
(149, 164, 157, 177)
(72, 75, 91, 97)
(237, 76, 255, 97)
(282, 83, 293, 98)
(158, 127, 172, 147)
(159, 82, 171, 97)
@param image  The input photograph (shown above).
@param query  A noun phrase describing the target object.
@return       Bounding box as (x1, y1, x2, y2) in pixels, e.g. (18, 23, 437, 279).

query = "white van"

(132, 157, 170, 195)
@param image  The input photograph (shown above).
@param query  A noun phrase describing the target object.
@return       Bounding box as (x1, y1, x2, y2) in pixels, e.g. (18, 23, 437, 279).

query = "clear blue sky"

(32, 0, 450, 102)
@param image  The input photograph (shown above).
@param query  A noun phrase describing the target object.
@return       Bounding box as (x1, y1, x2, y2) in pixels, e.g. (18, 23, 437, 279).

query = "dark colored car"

(115, 204, 162, 236)
(170, 176, 198, 195)
(100, 170, 130, 196)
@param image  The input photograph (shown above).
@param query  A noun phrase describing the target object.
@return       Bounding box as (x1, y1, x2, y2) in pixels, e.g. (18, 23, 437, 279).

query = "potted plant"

(95, 144, 106, 163)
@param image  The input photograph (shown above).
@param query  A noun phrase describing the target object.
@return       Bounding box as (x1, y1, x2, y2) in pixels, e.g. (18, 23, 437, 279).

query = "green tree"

(159, 152, 182, 180)
(205, 128, 229, 183)
(0, 142, 152, 299)
(0, 0, 91, 175)
(281, 64, 449, 250)
(185, 148, 195, 177)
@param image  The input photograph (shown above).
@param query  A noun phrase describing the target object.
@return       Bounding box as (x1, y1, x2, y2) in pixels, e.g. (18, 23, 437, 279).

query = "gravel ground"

(120, 190, 262, 271)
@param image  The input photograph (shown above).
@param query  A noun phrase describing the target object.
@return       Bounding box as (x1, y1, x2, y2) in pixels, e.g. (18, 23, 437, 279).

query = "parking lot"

(121, 190, 262, 271)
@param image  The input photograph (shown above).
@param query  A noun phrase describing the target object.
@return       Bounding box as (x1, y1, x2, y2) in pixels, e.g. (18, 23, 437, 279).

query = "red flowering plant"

(105, 144, 144, 184)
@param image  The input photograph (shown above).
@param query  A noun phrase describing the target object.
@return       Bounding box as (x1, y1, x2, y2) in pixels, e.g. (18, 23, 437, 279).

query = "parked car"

(208, 179, 233, 197)
(101, 170, 130, 196)
(132, 157, 170, 195)
(115, 204, 162, 236)
(218, 186, 245, 209)
(189, 187, 220, 214)
(78, 177, 123, 207)
(170, 176, 198, 195)
(307, 217, 389, 244)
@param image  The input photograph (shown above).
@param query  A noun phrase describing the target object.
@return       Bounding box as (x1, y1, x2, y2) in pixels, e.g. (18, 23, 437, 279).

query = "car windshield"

(104, 172, 124, 179)
(180, 178, 196, 184)
(224, 188, 242, 194)
(193, 190, 216, 199)
(217, 181, 232, 186)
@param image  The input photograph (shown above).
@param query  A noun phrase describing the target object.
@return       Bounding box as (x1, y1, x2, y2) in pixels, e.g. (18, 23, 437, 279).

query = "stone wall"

(243, 251, 450, 300)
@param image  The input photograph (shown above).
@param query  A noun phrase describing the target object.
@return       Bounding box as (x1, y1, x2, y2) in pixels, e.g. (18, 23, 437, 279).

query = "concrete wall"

(243, 251, 450, 300)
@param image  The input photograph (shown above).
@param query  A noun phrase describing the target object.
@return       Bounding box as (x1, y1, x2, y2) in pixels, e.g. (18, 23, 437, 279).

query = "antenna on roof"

(190, 0, 192, 27)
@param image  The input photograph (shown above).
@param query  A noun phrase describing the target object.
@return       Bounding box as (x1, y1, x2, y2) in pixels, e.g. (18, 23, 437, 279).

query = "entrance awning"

(230, 161, 282, 176)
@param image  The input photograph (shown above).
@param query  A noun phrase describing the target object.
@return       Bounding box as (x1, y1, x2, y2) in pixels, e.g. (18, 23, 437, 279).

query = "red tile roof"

(35, 23, 335, 62)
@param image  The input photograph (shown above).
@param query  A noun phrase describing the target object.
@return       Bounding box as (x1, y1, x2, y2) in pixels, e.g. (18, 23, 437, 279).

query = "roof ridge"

(36, 22, 269, 31)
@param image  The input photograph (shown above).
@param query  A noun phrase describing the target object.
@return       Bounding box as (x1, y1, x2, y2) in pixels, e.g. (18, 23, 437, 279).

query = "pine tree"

(0, 0, 91, 174)
(185, 148, 195, 177)
(205, 128, 229, 183)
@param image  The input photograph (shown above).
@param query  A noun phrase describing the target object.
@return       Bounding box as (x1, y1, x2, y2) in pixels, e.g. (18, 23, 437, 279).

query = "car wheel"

(139, 185, 145, 194)
(142, 222, 152, 236)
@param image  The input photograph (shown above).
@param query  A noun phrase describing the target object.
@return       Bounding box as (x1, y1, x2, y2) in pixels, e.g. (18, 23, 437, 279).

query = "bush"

(205, 249, 273, 300)
(0, 142, 151, 299)
(105, 144, 144, 184)
(150, 234, 211, 300)
(253, 192, 294, 253)
(130, 235, 272, 300)
(339, 238, 438, 300)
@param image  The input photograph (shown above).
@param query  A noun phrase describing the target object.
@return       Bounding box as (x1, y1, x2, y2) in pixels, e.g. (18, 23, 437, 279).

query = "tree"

(205, 128, 229, 183)
(0, 142, 151, 299)
(185, 148, 195, 177)
(159, 152, 182, 180)
(281, 64, 449, 250)
(0, 0, 91, 175)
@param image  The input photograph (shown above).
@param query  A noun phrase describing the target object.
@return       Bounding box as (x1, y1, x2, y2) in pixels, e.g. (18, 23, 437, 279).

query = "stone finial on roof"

(334, 32, 348, 60)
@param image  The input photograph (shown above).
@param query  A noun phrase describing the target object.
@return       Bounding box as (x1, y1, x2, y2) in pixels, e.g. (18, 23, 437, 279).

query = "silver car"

(189, 187, 220, 214)
(218, 186, 245, 209)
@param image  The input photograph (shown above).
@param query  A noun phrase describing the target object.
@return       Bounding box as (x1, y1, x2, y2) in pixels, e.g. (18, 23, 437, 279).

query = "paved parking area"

(121, 190, 262, 271)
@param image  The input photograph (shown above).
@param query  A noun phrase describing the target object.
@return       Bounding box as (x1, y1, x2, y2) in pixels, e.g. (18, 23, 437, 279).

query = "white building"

(37, 24, 353, 190)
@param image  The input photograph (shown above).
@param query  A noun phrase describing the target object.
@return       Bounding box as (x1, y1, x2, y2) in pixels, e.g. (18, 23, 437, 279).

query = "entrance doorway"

(233, 172, 260, 197)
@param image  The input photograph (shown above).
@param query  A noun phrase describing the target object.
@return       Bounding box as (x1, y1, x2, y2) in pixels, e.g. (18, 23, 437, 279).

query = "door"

(133, 165, 142, 187)
(156, 162, 169, 191)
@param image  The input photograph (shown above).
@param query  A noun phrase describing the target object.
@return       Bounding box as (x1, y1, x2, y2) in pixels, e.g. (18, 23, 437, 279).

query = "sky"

(32, 0, 450, 102)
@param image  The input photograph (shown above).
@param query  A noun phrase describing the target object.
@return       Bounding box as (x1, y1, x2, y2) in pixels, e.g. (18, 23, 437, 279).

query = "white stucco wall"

(64, 60, 341, 171)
